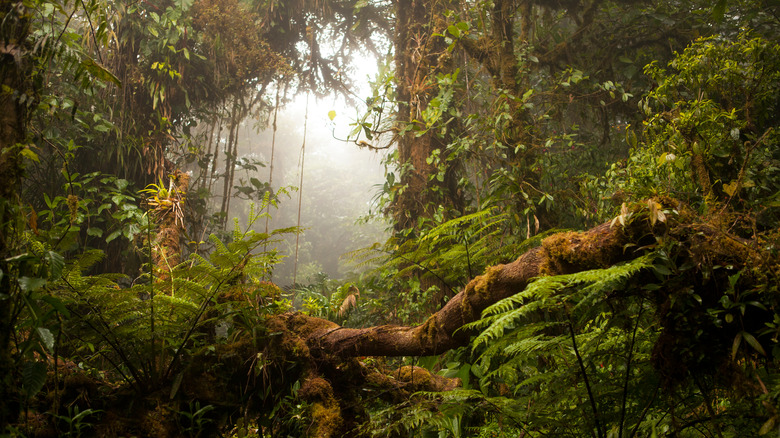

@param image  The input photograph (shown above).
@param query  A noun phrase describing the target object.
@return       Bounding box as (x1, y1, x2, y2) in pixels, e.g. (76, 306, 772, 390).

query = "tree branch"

(294, 219, 639, 358)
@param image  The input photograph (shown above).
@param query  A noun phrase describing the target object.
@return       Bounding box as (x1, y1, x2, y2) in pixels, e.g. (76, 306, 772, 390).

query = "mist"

(205, 91, 390, 287)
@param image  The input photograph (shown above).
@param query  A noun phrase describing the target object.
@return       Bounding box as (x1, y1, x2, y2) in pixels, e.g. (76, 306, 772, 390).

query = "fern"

(451, 253, 662, 436)
(347, 208, 553, 323)
(363, 253, 659, 437)
(471, 254, 653, 348)
(364, 389, 528, 437)
(51, 204, 297, 392)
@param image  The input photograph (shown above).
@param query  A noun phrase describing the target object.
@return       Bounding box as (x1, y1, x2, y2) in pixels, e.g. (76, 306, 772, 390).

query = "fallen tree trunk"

(284, 200, 764, 361)
(244, 200, 775, 436)
(293, 216, 647, 358)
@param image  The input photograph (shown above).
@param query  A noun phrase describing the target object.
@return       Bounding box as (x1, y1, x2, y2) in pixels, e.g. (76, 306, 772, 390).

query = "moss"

(417, 315, 440, 348)
(398, 365, 433, 386)
(364, 371, 394, 388)
(140, 403, 175, 438)
(18, 411, 56, 438)
(309, 401, 342, 438)
(260, 313, 322, 363)
(298, 377, 332, 403)
(540, 226, 626, 276)
(396, 365, 461, 391)
(182, 337, 258, 403)
(298, 376, 342, 438)
(460, 265, 503, 321)
(287, 312, 338, 339)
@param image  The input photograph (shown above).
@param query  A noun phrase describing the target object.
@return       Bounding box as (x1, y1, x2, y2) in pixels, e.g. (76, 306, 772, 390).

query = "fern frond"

(471, 254, 654, 353)
(208, 233, 229, 255)
(154, 294, 199, 315)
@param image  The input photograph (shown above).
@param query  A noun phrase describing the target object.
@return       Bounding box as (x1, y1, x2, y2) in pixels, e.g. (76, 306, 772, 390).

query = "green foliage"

(175, 401, 215, 438)
(6, 0, 780, 436)
(53, 405, 103, 437)
(350, 208, 541, 323)
(594, 34, 780, 221)
(36, 196, 296, 392)
(365, 389, 526, 438)
(467, 255, 654, 349)
(466, 257, 658, 437)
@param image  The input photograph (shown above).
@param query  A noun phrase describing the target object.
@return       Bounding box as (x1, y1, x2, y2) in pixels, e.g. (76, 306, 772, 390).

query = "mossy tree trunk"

(392, 0, 463, 233)
(0, 0, 32, 429)
(297, 218, 637, 358)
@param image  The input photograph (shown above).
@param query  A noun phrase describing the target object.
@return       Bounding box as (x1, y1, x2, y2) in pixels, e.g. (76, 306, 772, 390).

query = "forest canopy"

(2, 0, 780, 436)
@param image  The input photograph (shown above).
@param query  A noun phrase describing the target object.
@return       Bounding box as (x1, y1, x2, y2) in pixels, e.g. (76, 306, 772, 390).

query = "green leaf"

(47, 251, 65, 279)
(742, 331, 766, 356)
(759, 417, 776, 435)
(106, 229, 122, 243)
(41, 3, 55, 17)
(732, 332, 742, 360)
(21, 147, 39, 163)
(170, 372, 184, 399)
(41, 296, 71, 318)
(37, 327, 55, 352)
(19, 276, 46, 292)
(22, 361, 48, 399)
(711, 0, 727, 22)
(80, 57, 121, 87)
(652, 264, 671, 276)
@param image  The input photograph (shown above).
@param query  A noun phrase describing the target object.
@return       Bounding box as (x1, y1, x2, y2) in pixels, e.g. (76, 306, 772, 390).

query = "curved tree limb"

(293, 220, 639, 358)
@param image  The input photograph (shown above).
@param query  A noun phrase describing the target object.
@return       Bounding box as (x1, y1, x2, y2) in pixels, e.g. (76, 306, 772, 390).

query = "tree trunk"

(249, 201, 766, 436)
(297, 219, 635, 358)
(0, 0, 32, 429)
(392, 0, 463, 233)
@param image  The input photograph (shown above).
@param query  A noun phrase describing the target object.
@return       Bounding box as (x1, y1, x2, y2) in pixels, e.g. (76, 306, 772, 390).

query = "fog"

(214, 90, 390, 287)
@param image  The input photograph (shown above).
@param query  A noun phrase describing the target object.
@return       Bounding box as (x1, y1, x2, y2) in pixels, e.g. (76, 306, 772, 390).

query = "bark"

(151, 170, 190, 282)
(392, 0, 463, 233)
(296, 218, 638, 358)
(246, 205, 672, 435)
(11, 202, 767, 436)
(0, 0, 31, 429)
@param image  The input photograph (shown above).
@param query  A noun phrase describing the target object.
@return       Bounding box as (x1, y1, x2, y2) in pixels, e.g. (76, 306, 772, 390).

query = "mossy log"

(288, 201, 765, 360)
(293, 218, 643, 358)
